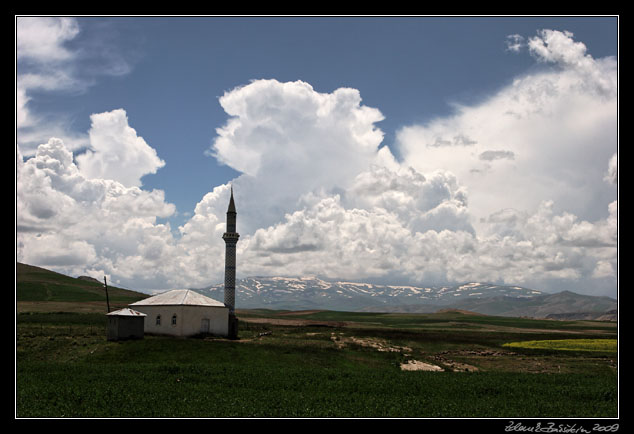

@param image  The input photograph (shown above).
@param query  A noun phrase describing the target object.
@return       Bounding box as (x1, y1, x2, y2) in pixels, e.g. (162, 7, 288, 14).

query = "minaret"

(222, 186, 240, 339)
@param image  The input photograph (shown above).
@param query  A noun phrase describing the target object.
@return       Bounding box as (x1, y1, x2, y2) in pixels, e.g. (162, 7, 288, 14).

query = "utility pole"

(104, 276, 110, 313)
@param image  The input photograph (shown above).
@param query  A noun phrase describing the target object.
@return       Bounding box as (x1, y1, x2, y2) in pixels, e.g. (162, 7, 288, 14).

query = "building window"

(156, 315, 161, 326)
(172, 314, 177, 326)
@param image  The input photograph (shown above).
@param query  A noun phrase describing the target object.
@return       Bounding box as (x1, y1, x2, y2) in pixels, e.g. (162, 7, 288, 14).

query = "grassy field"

(15, 263, 618, 418)
(16, 309, 618, 418)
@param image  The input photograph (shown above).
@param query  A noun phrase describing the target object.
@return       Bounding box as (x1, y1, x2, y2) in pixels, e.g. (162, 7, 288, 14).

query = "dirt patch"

(400, 360, 443, 372)
(330, 333, 412, 354)
(429, 355, 479, 372)
(329, 333, 479, 372)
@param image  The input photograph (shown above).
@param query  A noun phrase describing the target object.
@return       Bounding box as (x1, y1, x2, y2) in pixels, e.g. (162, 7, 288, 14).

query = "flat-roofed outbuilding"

(106, 308, 147, 341)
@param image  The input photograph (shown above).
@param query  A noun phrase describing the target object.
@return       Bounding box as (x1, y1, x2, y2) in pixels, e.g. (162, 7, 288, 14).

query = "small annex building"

(106, 308, 147, 341)
(129, 289, 229, 337)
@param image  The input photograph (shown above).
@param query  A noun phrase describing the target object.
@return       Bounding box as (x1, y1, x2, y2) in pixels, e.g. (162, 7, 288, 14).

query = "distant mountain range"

(195, 276, 617, 320)
(16, 262, 617, 320)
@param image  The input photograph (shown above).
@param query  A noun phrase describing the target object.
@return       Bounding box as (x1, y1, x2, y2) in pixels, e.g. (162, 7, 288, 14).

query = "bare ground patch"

(330, 332, 412, 354)
(400, 360, 443, 371)
(330, 332, 474, 372)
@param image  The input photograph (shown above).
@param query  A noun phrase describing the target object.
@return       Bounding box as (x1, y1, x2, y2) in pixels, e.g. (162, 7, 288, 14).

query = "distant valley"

(196, 276, 617, 321)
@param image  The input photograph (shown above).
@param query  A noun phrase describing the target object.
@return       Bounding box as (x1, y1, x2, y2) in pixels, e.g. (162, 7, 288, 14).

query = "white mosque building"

(129, 188, 240, 338)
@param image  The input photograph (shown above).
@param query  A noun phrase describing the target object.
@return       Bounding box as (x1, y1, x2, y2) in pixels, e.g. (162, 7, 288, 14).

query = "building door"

(201, 318, 210, 333)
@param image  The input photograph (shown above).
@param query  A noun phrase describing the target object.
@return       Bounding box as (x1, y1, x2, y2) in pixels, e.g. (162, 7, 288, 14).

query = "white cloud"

(243, 194, 413, 280)
(17, 127, 224, 291)
(210, 79, 384, 179)
(16, 86, 32, 129)
(505, 34, 525, 53)
(234, 188, 616, 293)
(17, 17, 81, 136)
(16, 30, 618, 297)
(592, 260, 615, 279)
(527, 29, 616, 97)
(203, 79, 387, 234)
(16, 17, 80, 62)
(16, 17, 134, 154)
(18, 233, 98, 268)
(396, 29, 617, 225)
(76, 109, 166, 187)
(528, 30, 587, 65)
(17, 135, 177, 289)
(604, 153, 617, 185)
(344, 165, 471, 234)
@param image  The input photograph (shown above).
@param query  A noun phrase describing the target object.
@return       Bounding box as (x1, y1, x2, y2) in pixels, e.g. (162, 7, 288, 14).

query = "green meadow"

(16, 310, 617, 418)
(16, 263, 618, 418)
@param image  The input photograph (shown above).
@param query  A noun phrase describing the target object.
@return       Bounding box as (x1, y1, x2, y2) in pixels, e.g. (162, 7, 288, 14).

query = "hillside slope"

(439, 290, 617, 319)
(16, 262, 147, 311)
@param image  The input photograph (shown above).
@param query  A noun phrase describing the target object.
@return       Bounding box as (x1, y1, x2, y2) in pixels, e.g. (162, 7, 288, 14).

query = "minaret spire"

(222, 186, 239, 339)
(228, 185, 236, 213)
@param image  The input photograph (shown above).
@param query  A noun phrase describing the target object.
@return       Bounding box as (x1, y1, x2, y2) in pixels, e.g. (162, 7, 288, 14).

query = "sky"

(16, 16, 618, 299)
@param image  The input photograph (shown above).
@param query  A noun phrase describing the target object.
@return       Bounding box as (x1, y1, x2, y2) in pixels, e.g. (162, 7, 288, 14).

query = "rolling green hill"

(16, 262, 147, 310)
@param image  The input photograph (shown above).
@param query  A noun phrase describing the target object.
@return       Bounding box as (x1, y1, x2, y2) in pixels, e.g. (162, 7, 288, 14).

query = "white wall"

(133, 305, 229, 337)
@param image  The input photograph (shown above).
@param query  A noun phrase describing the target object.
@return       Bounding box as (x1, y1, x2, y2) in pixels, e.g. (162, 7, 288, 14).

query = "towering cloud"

(395, 29, 617, 225)
(202, 79, 388, 234)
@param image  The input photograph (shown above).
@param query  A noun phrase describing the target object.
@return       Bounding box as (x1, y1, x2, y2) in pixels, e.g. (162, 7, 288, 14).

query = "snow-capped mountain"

(195, 276, 545, 312)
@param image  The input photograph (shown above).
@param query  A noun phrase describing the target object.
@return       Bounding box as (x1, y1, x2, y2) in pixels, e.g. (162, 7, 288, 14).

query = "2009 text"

(505, 421, 619, 433)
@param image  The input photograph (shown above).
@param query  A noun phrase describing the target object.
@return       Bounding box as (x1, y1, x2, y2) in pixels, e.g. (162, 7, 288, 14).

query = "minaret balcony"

(223, 232, 240, 241)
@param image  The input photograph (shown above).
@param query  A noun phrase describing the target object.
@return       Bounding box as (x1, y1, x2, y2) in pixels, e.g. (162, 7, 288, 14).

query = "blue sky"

(18, 16, 617, 227)
(16, 16, 618, 297)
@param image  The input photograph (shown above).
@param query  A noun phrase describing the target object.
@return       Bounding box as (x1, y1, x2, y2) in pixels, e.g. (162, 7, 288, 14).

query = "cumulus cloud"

(17, 136, 177, 289)
(210, 79, 384, 179)
(243, 194, 410, 279)
(528, 30, 587, 65)
(527, 29, 616, 97)
(16, 31, 618, 297)
(236, 190, 616, 292)
(396, 29, 617, 226)
(344, 165, 471, 234)
(202, 79, 387, 234)
(75, 109, 166, 187)
(135, 79, 475, 286)
(476, 200, 617, 286)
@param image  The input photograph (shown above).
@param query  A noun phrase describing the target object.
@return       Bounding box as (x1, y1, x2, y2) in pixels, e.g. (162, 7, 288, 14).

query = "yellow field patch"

(503, 339, 617, 352)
